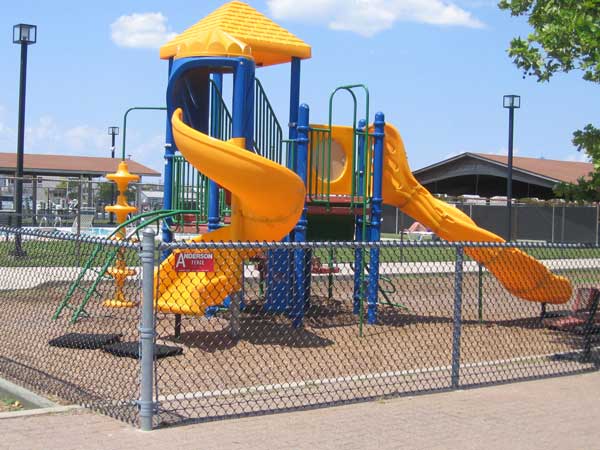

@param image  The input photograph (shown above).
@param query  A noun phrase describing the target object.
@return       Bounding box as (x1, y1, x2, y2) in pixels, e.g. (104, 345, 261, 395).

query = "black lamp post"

(503, 94, 520, 241)
(12, 24, 37, 257)
(108, 126, 119, 224)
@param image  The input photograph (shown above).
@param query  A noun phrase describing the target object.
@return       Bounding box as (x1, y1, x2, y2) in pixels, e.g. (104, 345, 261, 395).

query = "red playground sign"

(174, 252, 215, 273)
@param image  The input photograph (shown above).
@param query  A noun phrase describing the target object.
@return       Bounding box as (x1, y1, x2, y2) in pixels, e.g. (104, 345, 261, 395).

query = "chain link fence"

(383, 203, 600, 244)
(0, 226, 599, 429)
(0, 175, 165, 230)
(153, 239, 600, 427)
(0, 227, 142, 424)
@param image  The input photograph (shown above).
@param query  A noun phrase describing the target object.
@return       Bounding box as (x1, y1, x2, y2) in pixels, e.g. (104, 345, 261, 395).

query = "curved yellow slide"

(155, 108, 305, 315)
(381, 123, 572, 304)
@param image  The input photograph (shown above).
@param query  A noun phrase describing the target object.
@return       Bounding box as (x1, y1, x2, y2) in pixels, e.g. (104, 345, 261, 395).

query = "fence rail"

(0, 226, 599, 429)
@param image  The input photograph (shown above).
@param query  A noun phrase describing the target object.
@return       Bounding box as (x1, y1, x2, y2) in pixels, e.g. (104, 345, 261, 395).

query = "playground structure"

(55, 0, 572, 327)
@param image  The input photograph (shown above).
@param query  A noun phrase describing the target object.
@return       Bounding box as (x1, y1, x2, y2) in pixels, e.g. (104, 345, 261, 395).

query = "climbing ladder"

(52, 209, 203, 323)
(307, 84, 373, 222)
(254, 78, 285, 165)
(52, 244, 120, 322)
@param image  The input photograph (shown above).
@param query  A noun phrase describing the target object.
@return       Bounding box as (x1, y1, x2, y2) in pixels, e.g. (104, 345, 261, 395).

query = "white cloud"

(111, 12, 177, 49)
(64, 126, 106, 153)
(9, 113, 162, 171)
(25, 116, 60, 149)
(127, 133, 165, 172)
(565, 152, 591, 163)
(268, 0, 484, 37)
(455, 0, 496, 7)
(20, 115, 107, 156)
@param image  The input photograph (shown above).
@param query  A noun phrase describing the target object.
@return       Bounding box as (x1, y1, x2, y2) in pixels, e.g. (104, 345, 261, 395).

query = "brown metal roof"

(0, 152, 160, 178)
(472, 153, 593, 183)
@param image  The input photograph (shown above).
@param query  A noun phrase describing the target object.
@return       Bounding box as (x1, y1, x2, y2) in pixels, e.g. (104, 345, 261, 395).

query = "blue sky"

(0, 0, 596, 180)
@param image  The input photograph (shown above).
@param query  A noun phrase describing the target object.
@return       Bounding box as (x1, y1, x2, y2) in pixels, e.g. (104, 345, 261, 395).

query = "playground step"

(306, 195, 371, 216)
(306, 204, 370, 216)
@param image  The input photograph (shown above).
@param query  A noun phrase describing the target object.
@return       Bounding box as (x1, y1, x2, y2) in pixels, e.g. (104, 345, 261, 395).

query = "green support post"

(328, 247, 334, 300)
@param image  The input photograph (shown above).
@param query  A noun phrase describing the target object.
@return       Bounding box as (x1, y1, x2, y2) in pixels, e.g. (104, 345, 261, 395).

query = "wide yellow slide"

(381, 123, 572, 304)
(155, 108, 305, 315)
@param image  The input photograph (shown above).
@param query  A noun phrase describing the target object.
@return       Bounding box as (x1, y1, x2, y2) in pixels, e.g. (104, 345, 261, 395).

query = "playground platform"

(2, 371, 599, 450)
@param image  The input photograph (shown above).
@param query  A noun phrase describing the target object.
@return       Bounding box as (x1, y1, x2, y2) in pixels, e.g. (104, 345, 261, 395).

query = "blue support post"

(290, 103, 310, 328)
(265, 57, 300, 313)
(289, 58, 301, 138)
(208, 73, 223, 231)
(232, 58, 255, 149)
(285, 56, 301, 241)
(231, 58, 255, 309)
(353, 119, 367, 315)
(162, 57, 175, 254)
(367, 112, 385, 324)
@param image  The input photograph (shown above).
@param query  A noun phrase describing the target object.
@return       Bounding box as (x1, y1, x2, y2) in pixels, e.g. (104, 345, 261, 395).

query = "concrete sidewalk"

(1, 372, 599, 450)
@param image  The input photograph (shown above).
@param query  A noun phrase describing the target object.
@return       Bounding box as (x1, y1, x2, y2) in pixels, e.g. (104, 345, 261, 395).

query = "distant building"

(0, 152, 160, 212)
(140, 190, 164, 210)
(414, 152, 593, 199)
(0, 152, 159, 179)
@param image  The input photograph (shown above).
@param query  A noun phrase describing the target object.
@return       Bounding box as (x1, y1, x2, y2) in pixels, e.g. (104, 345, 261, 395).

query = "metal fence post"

(139, 230, 156, 431)
(581, 289, 600, 362)
(596, 203, 600, 245)
(561, 204, 566, 242)
(229, 258, 243, 339)
(451, 245, 464, 389)
(551, 205, 555, 242)
(477, 263, 483, 323)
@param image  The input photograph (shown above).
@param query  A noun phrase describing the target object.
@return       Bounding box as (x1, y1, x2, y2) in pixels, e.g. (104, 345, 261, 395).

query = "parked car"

(0, 195, 14, 210)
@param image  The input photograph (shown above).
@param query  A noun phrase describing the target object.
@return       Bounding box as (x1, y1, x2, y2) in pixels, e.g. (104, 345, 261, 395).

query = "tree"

(97, 181, 136, 205)
(498, 0, 600, 201)
(97, 182, 114, 205)
(56, 179, 79, 203)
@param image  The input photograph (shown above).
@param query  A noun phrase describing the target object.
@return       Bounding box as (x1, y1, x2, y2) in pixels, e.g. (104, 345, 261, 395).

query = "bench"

(543, 287, 600, 334)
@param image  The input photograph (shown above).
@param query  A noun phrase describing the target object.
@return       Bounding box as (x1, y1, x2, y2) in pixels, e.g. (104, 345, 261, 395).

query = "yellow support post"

(104, 161, 140, 308)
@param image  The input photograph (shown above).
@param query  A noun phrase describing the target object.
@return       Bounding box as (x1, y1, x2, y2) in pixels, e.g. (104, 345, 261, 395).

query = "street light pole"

(12, 24, 37, 257)
(503, 94, 520, 241)
(108, 126, 119, 224)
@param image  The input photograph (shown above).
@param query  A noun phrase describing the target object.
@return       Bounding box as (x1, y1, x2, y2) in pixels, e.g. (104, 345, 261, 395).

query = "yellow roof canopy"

(159, 1, 311, 67)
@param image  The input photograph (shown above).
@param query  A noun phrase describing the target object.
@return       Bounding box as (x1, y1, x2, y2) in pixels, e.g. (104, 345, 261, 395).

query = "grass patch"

(0, 235, 596, 269)
(527, 247, 600, 260)
(316, 242, 599, 264)
(0, 394, 24, 412)
(0, 239, 140, 268)
(314, 247, 456, 264)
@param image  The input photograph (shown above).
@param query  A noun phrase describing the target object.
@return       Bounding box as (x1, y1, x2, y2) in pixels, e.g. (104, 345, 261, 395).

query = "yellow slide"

(155, 109, 305, 315)
(381, 123, 572, 304)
